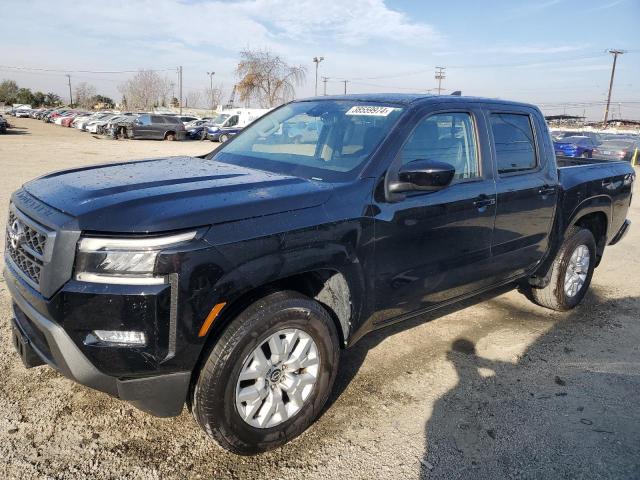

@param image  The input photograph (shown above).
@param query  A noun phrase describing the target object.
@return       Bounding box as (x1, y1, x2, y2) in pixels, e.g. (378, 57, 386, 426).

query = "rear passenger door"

(488, 108, 557, 279)
(135, 115, 153, 138)
(150, 116, 167, 139)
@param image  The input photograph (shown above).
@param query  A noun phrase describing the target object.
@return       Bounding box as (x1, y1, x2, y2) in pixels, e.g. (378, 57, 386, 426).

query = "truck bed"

(556, 155, 628, 168)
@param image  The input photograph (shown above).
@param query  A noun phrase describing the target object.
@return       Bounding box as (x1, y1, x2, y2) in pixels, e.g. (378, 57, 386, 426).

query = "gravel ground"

(1, 117, 639, 480)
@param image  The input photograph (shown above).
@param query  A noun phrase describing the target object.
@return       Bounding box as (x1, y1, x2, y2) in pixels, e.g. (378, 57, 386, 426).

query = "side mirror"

(388, 159, 455, 193)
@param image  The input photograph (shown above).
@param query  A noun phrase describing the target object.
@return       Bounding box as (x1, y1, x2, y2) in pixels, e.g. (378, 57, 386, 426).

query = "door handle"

(538, 185, 556, 196)
(473, 196, 496, 208)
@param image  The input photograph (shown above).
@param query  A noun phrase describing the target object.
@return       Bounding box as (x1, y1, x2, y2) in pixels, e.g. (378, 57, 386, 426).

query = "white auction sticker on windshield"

(345, 106, 398, 116)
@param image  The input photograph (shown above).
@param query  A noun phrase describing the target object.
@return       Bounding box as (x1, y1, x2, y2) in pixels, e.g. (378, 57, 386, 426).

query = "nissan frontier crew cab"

(5, 94, 634, 455)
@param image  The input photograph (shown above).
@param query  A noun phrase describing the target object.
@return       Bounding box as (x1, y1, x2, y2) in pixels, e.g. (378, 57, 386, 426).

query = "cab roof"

(299, 93, 536, 109)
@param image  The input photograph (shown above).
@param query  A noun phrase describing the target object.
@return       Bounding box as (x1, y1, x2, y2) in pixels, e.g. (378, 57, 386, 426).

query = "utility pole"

(313, 56, 324, 96)
(602, 49, 624, 126)
(321, 76, 329, 96)
(207, 71, 215, 112)
(342, 80, 349, 95)
(65, 74, 73, 106)
(178, 66, 183, 114)
(435, 66, 446, 95)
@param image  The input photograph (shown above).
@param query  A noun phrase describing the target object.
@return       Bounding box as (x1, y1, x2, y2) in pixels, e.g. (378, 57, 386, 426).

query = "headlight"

(75, 231, 196, 285)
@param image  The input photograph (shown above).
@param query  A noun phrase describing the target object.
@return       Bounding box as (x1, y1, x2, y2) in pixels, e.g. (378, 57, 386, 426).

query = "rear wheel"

(526, 227, 596, 311)
(165, 132, 176, 141)
(192, 291, 340, 454)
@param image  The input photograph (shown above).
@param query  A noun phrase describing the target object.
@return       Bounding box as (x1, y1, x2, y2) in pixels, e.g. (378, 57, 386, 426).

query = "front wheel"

(192, 291, 340, 454)
(526, 227, 596, 311)
(219, 133, 229, 143)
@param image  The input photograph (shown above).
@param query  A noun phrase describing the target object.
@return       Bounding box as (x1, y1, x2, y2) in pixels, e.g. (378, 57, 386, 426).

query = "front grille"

(5, 208, 50, 287)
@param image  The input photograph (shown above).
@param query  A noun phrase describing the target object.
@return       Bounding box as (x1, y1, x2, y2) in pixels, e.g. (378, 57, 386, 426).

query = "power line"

(0, 64, 175, 74)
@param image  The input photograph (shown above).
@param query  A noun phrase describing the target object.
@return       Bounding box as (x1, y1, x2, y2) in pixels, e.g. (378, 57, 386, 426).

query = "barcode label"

(345, 106, 398, 116)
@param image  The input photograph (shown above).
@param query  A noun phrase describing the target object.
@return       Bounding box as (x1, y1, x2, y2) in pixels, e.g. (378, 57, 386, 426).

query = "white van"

(206, 108, 271, 142)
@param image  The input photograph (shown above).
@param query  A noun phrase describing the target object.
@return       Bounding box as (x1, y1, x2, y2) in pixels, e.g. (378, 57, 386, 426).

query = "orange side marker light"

(198, 302, 226, 337)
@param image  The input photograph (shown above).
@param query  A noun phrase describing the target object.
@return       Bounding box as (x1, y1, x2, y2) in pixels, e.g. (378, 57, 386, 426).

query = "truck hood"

(23, 156, 334, 232)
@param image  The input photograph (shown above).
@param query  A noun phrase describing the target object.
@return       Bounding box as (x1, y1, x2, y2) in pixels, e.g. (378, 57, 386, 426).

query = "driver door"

(372, 109, 497, 323)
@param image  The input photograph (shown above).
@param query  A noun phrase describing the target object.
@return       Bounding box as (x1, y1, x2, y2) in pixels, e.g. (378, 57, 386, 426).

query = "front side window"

(490, 113, 537, 174)
(213, 101, 405, 181)
(399, 112, 479, 180)
(137, 115, 151, 126)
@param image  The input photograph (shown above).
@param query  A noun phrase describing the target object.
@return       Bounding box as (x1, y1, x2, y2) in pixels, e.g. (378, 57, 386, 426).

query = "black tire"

(192, 290, 340, 455)
(165, 132, 176, 141)
(219, 133, 229, 143)
(527, 227, 596, 311)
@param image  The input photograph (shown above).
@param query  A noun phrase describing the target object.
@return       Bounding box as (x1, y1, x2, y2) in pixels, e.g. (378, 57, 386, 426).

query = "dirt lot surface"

(1, 117, 639, 479)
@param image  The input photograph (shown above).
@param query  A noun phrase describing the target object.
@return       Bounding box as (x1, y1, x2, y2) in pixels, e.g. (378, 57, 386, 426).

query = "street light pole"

(313, 56, 324, 96)
(207, 71, 216, 112)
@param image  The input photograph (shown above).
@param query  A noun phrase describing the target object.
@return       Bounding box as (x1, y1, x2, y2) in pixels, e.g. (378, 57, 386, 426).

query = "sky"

(1, 0, 639, 120)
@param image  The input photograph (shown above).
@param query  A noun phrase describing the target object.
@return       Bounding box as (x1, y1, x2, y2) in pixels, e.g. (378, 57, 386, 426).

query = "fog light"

(92, 330, 147, 346)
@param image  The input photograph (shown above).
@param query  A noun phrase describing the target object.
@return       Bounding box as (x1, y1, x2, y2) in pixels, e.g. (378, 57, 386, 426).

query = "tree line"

(0, 79, 114, 109)
(1, 48, 307, 111)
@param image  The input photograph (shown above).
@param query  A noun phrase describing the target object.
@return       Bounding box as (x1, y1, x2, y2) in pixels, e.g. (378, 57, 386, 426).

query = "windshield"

(211, 114, 230, 125)
(211, 100, 405, 181)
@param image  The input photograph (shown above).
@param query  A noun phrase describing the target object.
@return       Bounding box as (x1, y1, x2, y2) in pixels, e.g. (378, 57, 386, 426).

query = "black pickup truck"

(4, 95, 634, 454)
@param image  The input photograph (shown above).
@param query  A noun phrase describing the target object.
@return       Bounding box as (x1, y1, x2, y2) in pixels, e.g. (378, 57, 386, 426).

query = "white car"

(77, 113, 112, 131)
(86, 114, 122, 133)
(15, 109, 31, 118)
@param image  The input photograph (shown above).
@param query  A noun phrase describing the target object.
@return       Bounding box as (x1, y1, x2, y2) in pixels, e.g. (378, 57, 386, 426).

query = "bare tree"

(206, 84, 224, 111)
(235, 49, 306, 108)
(185, 90, 202, 109)
(118, 70, 171, 110)
(74, 82, 97, 109)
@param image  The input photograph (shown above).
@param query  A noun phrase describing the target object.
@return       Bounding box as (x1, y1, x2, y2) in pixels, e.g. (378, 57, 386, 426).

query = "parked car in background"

(63, 112, 90, 127)
(60, 113, 82, 127)
(553, 135, 598, 158)
(177, 115, 199, 125)
(126, 114, 186, 140)
(15, 109, 32, 118)
(108, 116, 138, 139)
(86, 114, 122, 134)
(206, 108, 270, 142)
(594, 138, 640, 163)
(76, 113, 111, 131)
(54, 112, 77, 125)
(186, 120, 218, 140)
(554, 130, 603, 146)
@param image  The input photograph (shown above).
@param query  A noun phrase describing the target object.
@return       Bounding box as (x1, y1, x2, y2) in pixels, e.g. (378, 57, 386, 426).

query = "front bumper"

(4, 265, 191, 417)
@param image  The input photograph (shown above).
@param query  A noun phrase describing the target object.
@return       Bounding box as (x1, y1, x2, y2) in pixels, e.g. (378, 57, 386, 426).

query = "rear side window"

(490, 113, 537, 174)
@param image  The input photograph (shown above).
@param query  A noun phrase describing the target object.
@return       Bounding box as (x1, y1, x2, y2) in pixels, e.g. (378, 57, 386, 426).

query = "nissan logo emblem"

(8, 219, 25, 250)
